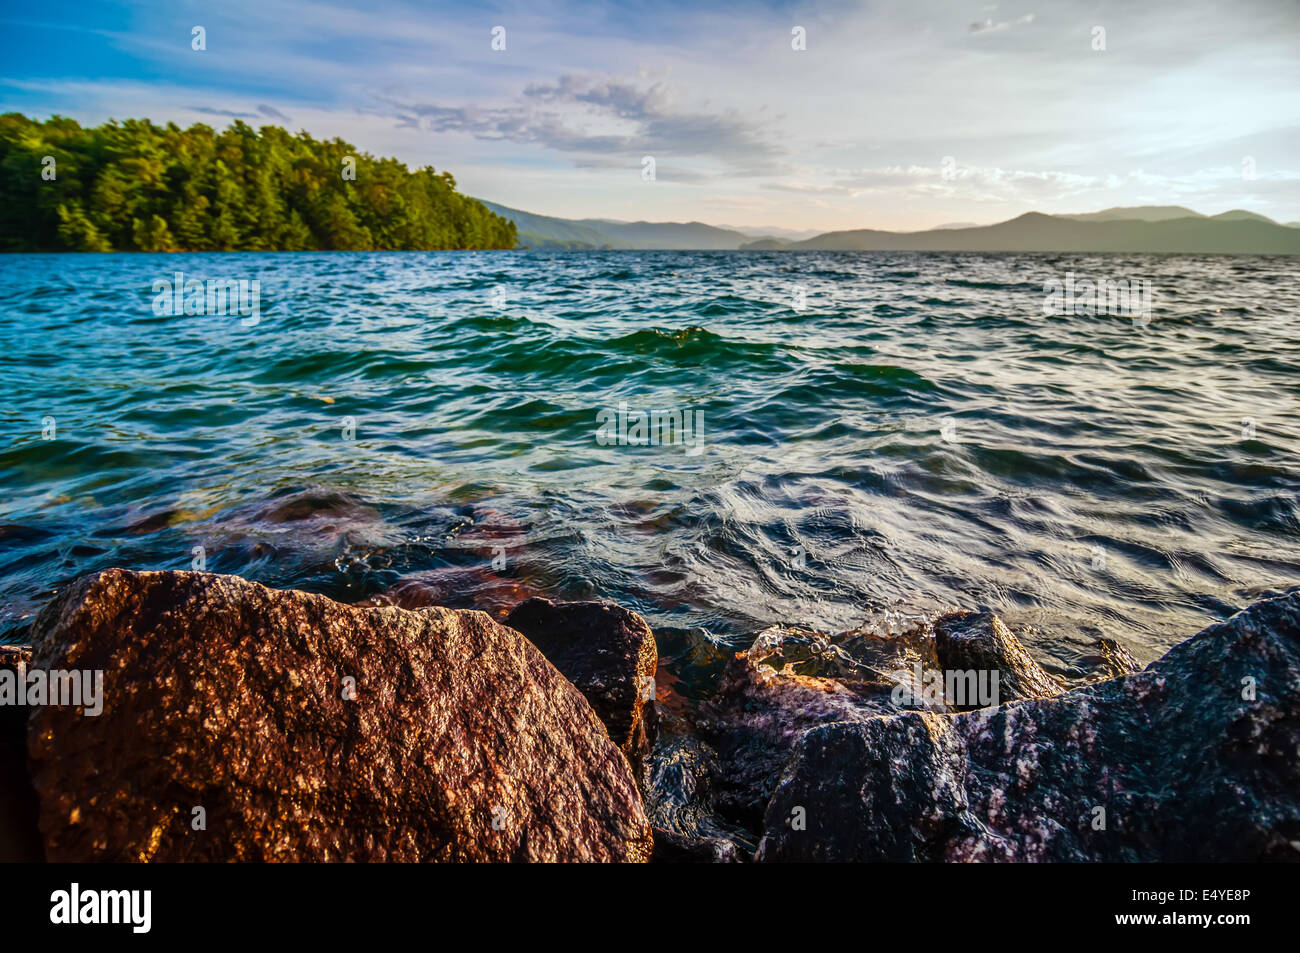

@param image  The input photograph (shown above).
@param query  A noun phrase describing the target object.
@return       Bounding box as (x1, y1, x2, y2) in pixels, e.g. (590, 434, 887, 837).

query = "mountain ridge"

(480, 201, 1300, 254)
(776, 212, 1300, 254)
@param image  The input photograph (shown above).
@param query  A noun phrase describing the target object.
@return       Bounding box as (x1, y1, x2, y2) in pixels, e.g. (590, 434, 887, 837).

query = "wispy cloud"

(258, 104, 292, 122)
(970, 12, 1036, 33)
(380, 71, 787, 176)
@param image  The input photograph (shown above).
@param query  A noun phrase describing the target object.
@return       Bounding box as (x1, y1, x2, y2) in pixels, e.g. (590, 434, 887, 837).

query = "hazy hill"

(773, 212, 1300, 254)
(571, 218, 750, 249)
(476, 201, 629, 249)
(1057, 205, 1202, 223)
(717, 223, 825, 241)
(479, 202, 750, 249)
(1208, 209, 1278, 224)
(1057, 206, 1277, 226)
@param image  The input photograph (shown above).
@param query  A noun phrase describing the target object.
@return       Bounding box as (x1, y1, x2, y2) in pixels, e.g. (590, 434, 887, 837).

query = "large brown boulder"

(504, 597, 658, 773)
(26, 569, 652, 862)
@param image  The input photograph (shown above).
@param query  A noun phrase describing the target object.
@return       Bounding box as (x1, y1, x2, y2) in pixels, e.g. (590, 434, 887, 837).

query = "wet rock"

(758, 590, 1300, 862)
(757, 715, 970, 862)
(0, 645, 41, 861)
(27, 569, 652, 862)
(646, 735, 751, 862)
(652, 826, 746, 863)
(505, 597, 658, 772)
(679, 610, 1063, 839)
(1079, 636, 1141, 681)
(933, 609, 1064, 709)
(689, 615, 967, 833)
(647, 736, 721, 835)
(694, 630, 896, 831)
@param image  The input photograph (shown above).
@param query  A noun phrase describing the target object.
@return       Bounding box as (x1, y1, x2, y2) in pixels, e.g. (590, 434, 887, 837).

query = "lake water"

(2, 250, 1298, 677)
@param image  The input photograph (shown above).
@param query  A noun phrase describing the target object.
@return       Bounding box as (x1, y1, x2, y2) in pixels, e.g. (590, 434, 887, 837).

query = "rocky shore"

(1, 568, 1297, 862)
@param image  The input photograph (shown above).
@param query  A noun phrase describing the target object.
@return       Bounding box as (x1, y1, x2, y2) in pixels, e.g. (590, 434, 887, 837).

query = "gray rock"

(758, 590, 1300, 862)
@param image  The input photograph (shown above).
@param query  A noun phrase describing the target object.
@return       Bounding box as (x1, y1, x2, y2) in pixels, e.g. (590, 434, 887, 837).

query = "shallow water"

(2, 250, 1298, 673)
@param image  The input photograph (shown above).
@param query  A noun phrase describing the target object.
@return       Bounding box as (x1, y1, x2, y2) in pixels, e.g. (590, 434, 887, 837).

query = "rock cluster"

(4, 567, 1297, 863)
(757, 591, 1300, 861)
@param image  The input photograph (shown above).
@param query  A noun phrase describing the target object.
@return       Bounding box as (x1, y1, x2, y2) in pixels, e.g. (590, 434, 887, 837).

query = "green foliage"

(0, 114, 517, 252)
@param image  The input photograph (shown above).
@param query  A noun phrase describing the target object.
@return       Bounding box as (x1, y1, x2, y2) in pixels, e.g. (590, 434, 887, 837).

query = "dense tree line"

(0, 113, 517, 251)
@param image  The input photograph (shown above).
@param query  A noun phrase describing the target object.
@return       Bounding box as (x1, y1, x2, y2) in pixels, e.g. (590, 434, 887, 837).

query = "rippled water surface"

(2, 251, 1298, 672)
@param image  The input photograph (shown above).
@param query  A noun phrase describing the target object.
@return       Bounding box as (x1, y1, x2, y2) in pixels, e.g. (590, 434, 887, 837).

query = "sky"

(1, 0, 1298, 232)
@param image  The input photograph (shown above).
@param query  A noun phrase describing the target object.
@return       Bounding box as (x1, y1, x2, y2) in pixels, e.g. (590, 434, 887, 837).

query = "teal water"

(1, 251, 1298, 673)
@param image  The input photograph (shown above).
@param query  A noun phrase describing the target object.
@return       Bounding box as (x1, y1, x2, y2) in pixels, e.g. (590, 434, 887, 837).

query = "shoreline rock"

(504, 597, 658, 777)
(7, 567, 1297, 863)
(25, 569, 652, 862)
(689, 610, 1064, 837)
(756, 590, 1300, 862)
(933, 609, 1065, 709)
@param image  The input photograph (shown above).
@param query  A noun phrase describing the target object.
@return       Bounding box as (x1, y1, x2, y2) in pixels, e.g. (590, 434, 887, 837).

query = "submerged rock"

(356, 568, 542, 623)
(758, 590, 1300, 862)
(27, 569, 652, 862)
(504, 597, 658, 773)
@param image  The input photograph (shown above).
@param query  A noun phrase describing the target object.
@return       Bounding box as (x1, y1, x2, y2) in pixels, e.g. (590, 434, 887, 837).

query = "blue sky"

(2, 0, 1298, 230)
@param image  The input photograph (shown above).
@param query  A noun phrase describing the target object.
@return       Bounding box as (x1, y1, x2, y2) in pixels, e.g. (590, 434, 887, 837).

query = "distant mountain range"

(477, 201, 751, 250)
(716, 223, 826, 241)
(780, 210, 1300, 254)
(478, 201, 1300, 254)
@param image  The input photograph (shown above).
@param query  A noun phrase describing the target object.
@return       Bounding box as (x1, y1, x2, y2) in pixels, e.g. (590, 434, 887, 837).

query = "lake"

(2, 250, 1298, 678)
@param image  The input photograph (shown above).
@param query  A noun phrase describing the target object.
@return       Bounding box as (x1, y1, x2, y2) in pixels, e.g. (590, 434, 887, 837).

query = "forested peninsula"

(0, 114, 517, 252)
